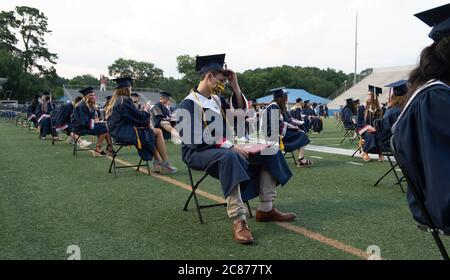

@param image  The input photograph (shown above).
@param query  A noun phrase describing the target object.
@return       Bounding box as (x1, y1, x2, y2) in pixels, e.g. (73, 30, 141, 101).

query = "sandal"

(94, 145, 106, 156)
(297, 158, 313, 167)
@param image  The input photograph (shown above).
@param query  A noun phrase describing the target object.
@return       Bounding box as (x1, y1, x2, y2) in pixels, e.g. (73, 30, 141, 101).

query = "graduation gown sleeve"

(393, 84, 450, 233)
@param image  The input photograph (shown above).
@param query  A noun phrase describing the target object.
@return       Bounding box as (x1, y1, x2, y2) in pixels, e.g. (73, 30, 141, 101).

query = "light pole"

(354, 11, 358, 86)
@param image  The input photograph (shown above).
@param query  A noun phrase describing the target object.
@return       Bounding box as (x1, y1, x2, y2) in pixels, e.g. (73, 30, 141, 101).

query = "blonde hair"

(388, 94, 407, 109)
(105, 87, 132, 118)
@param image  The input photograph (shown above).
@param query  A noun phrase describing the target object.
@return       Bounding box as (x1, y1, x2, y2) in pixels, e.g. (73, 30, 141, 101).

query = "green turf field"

(0, 117, 448, 260)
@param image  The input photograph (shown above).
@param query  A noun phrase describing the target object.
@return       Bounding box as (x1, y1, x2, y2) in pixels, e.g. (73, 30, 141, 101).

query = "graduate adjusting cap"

(385, 80, 409, 96)
(113, 77, 133, 89)
(195, 54, 231, 75)
(270, 87, 288, 99)
(414, 4, 450, 42)
(79, 87, 95, 96)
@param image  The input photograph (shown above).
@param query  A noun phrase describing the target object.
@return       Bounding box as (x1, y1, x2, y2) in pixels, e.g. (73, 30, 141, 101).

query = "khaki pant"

(226, 169, 276, 219)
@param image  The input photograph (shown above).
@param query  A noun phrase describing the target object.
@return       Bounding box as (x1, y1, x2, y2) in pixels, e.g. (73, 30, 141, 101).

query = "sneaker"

(153, 160, 162, 173)
(79, 140, 92, 148)
(161, 161, 177, 174)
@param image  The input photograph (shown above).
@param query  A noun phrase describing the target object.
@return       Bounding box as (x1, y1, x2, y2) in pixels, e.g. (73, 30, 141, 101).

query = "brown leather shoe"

(232, 220, 255, 245)
(256, 208, 297, 222)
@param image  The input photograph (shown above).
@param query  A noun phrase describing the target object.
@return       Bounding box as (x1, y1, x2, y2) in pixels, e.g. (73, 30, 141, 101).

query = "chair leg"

(73, 135, 81, 157)
(388, 156, 405, 193)
(136, 158, 143, 172)
(146, 161, 151, 176)
(246, 201, 253, 218)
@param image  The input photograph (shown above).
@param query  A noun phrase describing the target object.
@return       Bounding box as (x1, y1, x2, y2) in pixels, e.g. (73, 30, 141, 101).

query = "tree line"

(1, 5, 368, 103)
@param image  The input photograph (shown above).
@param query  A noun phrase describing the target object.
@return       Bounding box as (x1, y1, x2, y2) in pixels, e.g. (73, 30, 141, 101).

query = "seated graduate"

(131, 92, 143, 111)
(178, 54, 295, 245)
(151, 91, 181, 141)
(288, 98, 309, 132)
(300, 100, 313, 132)
(354, 99, 366, 131)
(71, 87, 113, 155)
(105, 77, 177, 174)
(361, 80, 408, 162)
(263, 88, 312, 166)
(54, 96, 92, 147)
(341, 98, 356, 129)
(392, 4, 450, 234)
(35, 92, 57, 140)
(364, 85, 383, 126)
(27, 94, 40, 128)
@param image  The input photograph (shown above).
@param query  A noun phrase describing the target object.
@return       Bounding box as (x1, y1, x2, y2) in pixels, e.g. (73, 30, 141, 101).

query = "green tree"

(0, 11, 19, 53)
(14, 6, 58, 73)
(0, 48, 51, 101)
(108, 58, 164, 88)
(176, 54, 198, 87)
(68, 74, 99, 87)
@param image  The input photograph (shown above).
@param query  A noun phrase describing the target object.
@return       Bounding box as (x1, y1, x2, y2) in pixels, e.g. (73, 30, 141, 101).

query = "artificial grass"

(0, 118, 448, 260)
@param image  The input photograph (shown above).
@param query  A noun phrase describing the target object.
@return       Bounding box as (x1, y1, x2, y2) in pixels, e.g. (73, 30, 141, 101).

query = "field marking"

(347, 162, 364, 166)
(310, 156, 323, 159)
(93, 150, 374, 260)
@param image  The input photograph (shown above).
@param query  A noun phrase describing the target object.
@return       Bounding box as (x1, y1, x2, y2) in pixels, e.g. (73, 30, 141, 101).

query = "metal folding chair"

(184, 164, 253, 224)
(108, 142, 150, 178)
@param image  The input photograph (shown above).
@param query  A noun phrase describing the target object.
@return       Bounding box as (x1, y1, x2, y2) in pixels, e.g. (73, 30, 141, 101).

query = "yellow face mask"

(210, 81, 225, 94)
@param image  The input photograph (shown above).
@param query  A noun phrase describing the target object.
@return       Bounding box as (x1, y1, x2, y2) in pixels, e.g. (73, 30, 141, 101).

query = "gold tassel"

(280, 136, 285, 152)
(134, 127, 142, 150)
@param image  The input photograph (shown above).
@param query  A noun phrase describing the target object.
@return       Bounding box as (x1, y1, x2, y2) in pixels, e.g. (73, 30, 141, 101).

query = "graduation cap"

(113, 77, 133, 89)
(33, 94, 40, 99)
(346, 98, 354, 103)
(296, 98, 303, 103)
(270, 87, 288, 99)
(195, 54, 230, 75)
(354, 99, 360, 103)
(79, 87, 95, 96)
(304, 100, 310, 104)
(368, 85, 382, 96)
(385, 80, 409, 96)
(105, 95, 112, 101)
(131, 92, 140, 97)
(415, 3, 450, 41)
(160, 91, 172, 98)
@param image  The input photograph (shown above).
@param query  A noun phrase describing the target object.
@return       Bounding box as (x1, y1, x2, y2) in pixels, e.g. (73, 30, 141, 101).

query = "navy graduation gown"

(107, 97, 155, 161)
(71, 101, 108, 136)
(179, 91, 292, 201)
(152, 101, 172, 139)
(54, 103, 74, 132)
(356, 105, 366, 130)
(35, 102, 55, 137)
(363, 106, 401, 154)
(392, 82, 450, 234)
(263, 103, 310, 153)
(341, 107, 354, 129)
(27, 103, 38, 128)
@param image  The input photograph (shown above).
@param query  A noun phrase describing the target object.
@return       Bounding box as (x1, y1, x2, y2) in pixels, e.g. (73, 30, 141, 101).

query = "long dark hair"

(404, 36, 450, 106)
(273, 95, 288, 114)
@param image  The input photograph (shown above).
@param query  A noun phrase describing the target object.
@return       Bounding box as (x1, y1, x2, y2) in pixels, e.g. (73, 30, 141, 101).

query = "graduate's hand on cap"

(226, 70, 240, 93)
(231, 145, 249, 159)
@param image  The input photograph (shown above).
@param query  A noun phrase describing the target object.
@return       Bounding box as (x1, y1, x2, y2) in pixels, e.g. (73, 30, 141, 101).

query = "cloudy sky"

(1, 0, 447, 79)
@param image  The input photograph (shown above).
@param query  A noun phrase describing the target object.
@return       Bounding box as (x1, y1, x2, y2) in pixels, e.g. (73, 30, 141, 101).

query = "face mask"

(210, 80, 225, 94)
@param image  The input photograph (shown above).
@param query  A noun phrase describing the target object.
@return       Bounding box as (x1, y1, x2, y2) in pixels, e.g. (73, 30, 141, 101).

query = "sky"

(1, 0, 448, 79)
